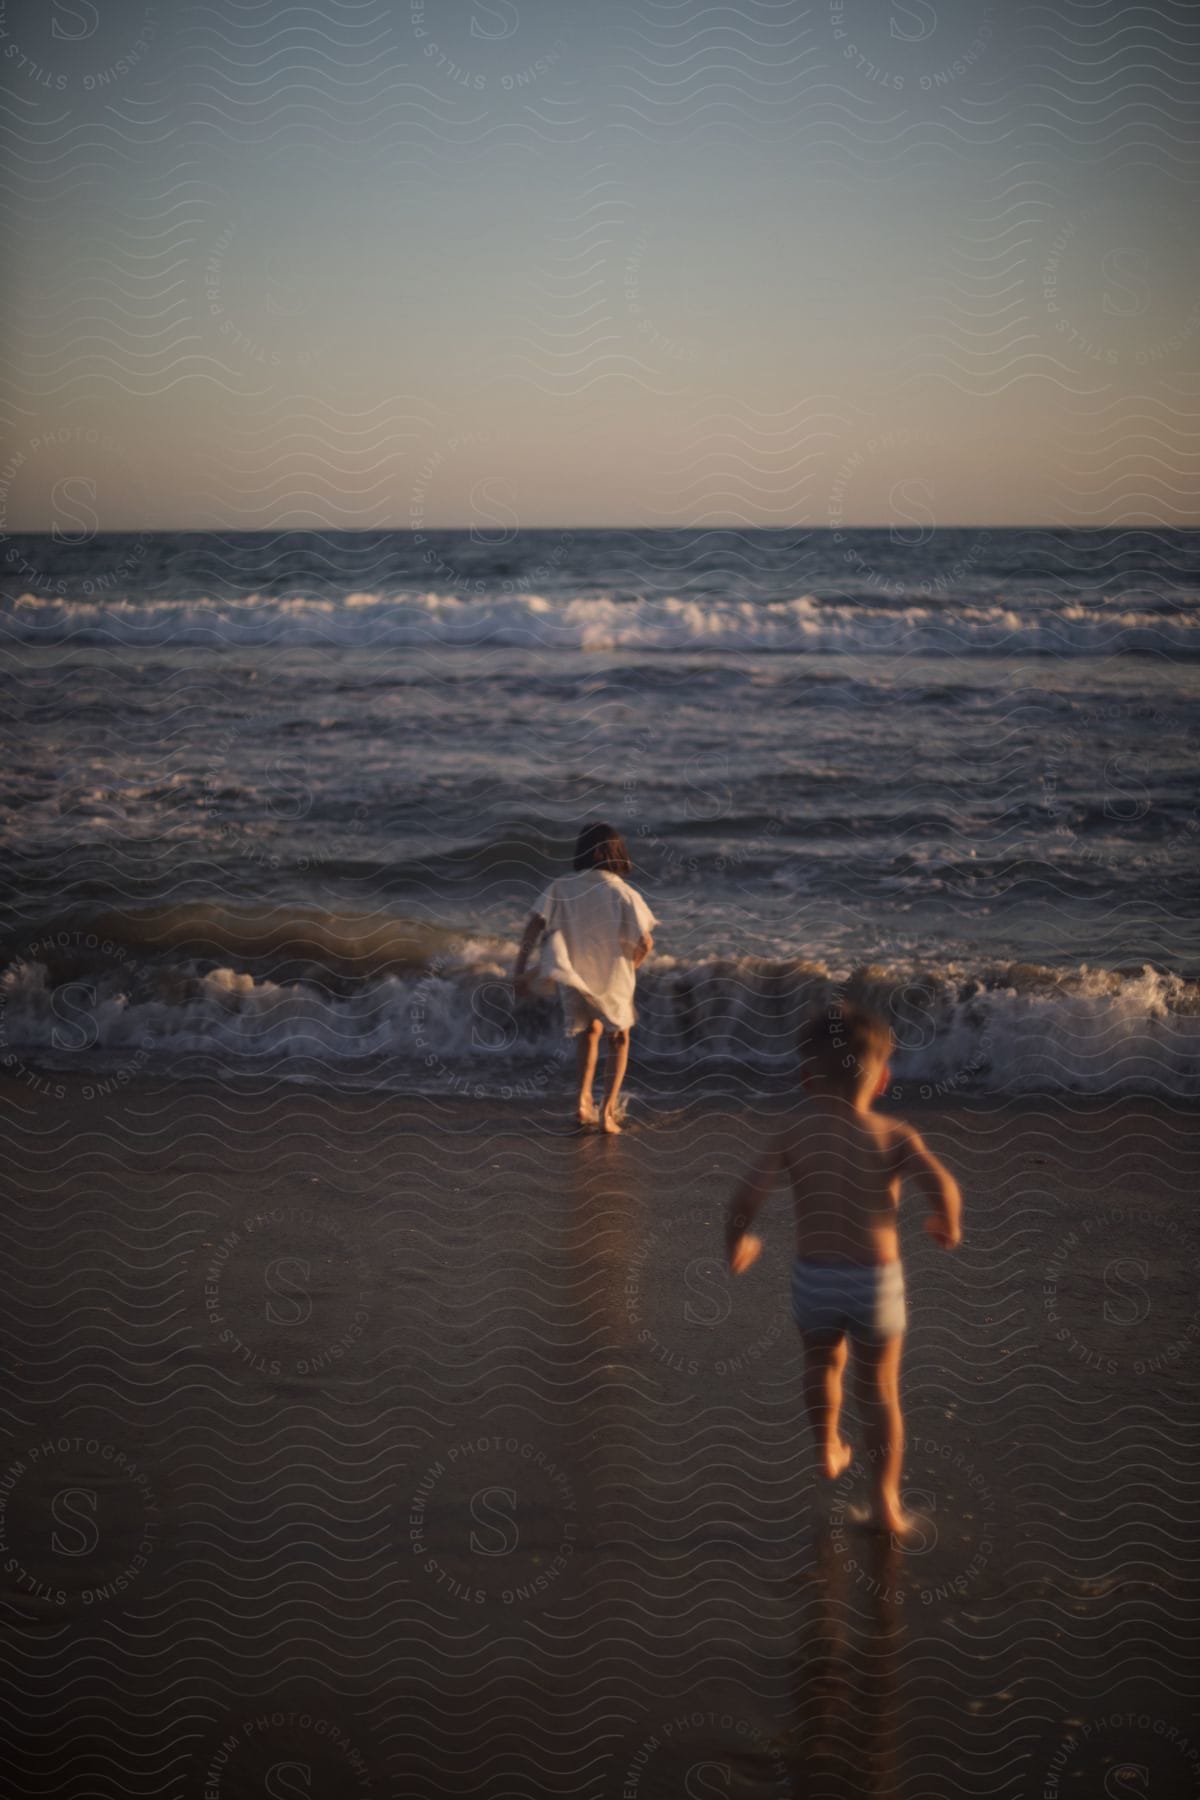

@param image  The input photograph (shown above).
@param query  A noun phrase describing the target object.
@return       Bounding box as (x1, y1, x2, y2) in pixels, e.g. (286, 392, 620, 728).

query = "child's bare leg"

(599, 1028, 629, 1133)
(800, 1330, 852, 1478)
(851, 1335, 911, 1534)
(574, 1019, 603, 1123)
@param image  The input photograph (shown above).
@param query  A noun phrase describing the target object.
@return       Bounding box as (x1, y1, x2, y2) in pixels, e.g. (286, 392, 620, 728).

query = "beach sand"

(2, 1074, 1198, 1798)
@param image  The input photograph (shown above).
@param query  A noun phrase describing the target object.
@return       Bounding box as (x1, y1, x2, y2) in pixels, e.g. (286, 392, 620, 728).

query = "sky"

(2, 0, 1199, 530)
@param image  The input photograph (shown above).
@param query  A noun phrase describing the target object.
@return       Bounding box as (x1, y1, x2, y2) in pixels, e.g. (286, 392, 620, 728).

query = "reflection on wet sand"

(791, 1525, 902, 1799)
(2, 1088, 1198, 1797)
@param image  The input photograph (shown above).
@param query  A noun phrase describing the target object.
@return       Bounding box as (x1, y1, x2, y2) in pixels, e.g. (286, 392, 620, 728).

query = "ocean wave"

(3, 591, 1198, 656)
(2, 931, 1196, 1097)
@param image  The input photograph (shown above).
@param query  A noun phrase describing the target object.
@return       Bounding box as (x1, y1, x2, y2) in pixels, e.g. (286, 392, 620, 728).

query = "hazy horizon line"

(7, 521, 1199, 537)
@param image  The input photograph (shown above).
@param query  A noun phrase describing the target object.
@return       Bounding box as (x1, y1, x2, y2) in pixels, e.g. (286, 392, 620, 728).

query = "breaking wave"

(2, 918, 1197, 1097)
(3, 590, 1198, 656)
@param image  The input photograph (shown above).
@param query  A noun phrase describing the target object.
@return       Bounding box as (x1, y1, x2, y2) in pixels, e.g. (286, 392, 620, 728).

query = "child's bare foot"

(846, 1496, 922, 1541)
(576, 1099, 598, 1127)
(823, 1439, 853, 1480)
(853, 1490, 922, 1540)
(599, 1111, 622, 1135)
(880, 1503, 921, 1542)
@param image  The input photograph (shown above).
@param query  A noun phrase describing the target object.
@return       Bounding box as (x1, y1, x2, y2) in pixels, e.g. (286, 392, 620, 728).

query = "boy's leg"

(574, 1019, 603, 1123)
(599, 1028, 629, 1133)
(800, 1330, 852, 1479)
(850, 1334, 910, 1534)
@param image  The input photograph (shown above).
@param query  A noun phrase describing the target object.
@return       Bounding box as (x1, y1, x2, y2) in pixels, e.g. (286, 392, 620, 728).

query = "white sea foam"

(3, 590, 1197, 656)
(2, 951, 1196, 1096)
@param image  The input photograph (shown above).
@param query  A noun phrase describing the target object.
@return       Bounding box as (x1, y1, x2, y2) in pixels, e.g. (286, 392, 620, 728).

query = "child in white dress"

(514, 822, 656, 1133)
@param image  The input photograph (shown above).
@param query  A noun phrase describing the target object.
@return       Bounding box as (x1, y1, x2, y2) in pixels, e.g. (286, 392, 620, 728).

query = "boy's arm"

(896, 1124, 962, 1249)
(513, 914, 546, 991)
(724, 1139, 782, 1270)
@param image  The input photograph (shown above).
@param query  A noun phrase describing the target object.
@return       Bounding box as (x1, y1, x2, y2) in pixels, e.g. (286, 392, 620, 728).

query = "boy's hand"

(728, 1232, 763, 1275)
(924, 1216, 961, 1250)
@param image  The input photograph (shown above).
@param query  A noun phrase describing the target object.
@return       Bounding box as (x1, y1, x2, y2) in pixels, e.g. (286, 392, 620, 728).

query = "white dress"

(533, 869, 657, 1034)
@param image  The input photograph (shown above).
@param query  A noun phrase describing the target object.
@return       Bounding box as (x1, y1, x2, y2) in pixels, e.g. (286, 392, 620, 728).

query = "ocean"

(2, 526, 1198, 1098)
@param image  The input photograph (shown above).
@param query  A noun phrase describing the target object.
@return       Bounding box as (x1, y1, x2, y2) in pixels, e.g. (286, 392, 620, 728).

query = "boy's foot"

(576, 1100, 599, 1127)
(880, 1505, 922, 1543)
(599, 1108, 623, 1135)
(845, 1499, 923, 1542)
(877, 1485, 921, 1540)
(822, 1439, 853, 1481)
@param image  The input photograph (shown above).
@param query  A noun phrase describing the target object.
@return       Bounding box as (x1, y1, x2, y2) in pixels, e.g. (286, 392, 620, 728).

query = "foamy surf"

(3, 590, 1198, 656)
(1, 928, 1196, 1097)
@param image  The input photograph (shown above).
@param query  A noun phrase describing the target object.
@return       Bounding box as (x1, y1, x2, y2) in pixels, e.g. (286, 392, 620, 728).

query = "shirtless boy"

(724, 1002, 962, 1535)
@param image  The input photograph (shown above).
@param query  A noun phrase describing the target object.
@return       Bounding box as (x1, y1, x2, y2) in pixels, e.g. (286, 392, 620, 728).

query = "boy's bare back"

(727, 1098, 961, 1275)
(773, 1095, 962, 1260)
(777, 1100, 911, 1264)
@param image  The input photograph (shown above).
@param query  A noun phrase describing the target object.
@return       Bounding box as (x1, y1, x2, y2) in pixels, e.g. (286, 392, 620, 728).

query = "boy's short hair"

(800, 1001, 892, 1092)
(574, 821, 633, 876)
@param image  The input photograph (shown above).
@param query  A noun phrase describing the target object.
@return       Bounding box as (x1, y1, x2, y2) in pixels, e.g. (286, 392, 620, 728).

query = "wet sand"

(2, 1075, 1199, 1798)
